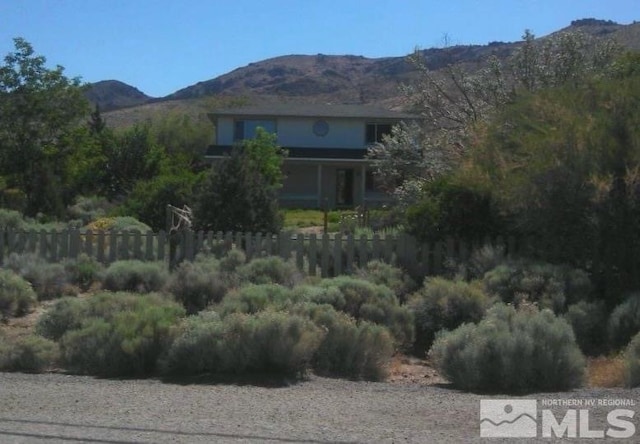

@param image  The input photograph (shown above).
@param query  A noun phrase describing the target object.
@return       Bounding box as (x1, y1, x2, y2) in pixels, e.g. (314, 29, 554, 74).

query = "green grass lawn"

(283, 209, 357, 230)
(282, 208, 401, 237)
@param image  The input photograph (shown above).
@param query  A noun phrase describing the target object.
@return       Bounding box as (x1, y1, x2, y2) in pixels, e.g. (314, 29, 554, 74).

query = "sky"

(1, 0, 637, 98)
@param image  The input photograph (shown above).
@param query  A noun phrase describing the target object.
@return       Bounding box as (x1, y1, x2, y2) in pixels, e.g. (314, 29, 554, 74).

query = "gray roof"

(206, 145, 368, 160)
(208, 103, 419, 120)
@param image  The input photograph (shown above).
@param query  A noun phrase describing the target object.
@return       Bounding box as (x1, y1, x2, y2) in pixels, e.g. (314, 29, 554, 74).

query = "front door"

(336, 168, 354, 206)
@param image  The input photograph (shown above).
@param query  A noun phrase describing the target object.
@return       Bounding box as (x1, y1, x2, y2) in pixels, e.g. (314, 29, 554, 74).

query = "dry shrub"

(0, 335, 59, 372)
(103, 260, 166, 293)
(587, 355, 626, 388)
(430, 303, 586, 393)
(408, 277, 492, 354)
(0, 268, 37, 321)
(165, 260, 231, 314)
(161, 311, 323, 379)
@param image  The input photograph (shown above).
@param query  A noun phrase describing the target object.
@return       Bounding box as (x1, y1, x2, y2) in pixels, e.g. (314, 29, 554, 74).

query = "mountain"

(98, 19, 640, 126)
(164, 54, 410, 105)
(163, 19, 639, 103)
(84, 80, 152, 112)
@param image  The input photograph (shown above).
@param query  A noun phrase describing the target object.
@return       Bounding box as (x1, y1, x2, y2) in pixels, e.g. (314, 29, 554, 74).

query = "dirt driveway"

(1, 372, 638, 443)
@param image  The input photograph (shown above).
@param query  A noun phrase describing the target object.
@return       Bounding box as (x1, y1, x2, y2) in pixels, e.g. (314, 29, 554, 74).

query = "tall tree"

(193, 128, 285, 233)
(0, 38, 89, 215)
(150, 112, 213, 171)
(101, 123, 167, 199)
(368, 30, 621, 200)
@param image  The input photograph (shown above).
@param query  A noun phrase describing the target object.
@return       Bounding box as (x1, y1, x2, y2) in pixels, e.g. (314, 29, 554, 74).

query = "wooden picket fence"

(0, 228, 526, 278)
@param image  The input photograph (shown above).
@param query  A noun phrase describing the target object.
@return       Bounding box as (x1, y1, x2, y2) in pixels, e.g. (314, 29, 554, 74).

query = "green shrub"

(564, 300, 608, 356)
(0, 269, 37, 321)
(237, 256, 303, 287)
(608, 293, 640, 350)
(37, 292, 180, 342)
(67, 195, 112, 225)
(405, 176, 504, 243)
(158, 311, 224, 376)
(359, 301, 414, 350)
(0, 190, 26, 214)
(218, 248, 246, 273)
(35, 297, 85, 341)
(103, 260, 166, 293)
(193, 130, 285, 234)
(218, 284, 296, 317)
(316, 276, 397, 315)
(292, 303, 394, 380)
(161, 311, 322, 379)
(63, 254, 104, 292)
(482, 260, 591, 313)
(165, 261, 230, 314)
(0, 209, 26, 230)
(408, 277, 492, 354)
(85, 292, 172, 317)
(0, 335, 59, 372)
(355, 260, 416, 302)
(5, 253, 74, 300)
(430, 303, 586, 393)
(119, 173, 197, 231)
(459, 244, 506, 280)
(625, 332, 640, 387)
(60, 294, 184, 376)
(315, 276, 414, 348)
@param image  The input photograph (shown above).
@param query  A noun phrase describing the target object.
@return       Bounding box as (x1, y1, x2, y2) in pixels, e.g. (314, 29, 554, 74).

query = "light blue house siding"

(206, 104, 418, 209)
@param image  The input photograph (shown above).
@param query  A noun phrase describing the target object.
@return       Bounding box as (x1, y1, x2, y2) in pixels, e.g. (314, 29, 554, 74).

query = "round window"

(313, 120, 329, 137)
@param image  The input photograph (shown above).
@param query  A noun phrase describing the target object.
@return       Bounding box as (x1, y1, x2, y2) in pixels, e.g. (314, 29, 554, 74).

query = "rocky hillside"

(85, 80, 152, 111)
(93, 19, 640, 125)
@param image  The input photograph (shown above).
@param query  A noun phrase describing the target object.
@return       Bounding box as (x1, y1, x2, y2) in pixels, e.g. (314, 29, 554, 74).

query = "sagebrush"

(430, 303, 585, 393)
(0, 268, 37, 320)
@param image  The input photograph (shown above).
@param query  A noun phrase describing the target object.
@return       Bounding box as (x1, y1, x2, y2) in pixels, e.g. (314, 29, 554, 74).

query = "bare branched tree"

(368, 29, 622, 202)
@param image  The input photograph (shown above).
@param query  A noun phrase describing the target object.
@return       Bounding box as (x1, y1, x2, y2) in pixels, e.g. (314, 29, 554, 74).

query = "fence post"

(345, 233, 355, 273)
(69, 229, 80, 259)
(255, 232, 263, 258)
(168, 230, 179, 270)
(264, 232, 272, 257)
(157, 230, 166, 262)
(320, 233, 330, 278)
(109, 230, 118, 263)
(295, 233, 305, 271)
(333, 233, 342, 276)
(133, 231, 143, 260)
(244, 232, 253, 260)
(59, 230, 69, 259)
(279, 231, 290, 260)
(27, 230, 37, 253)
(84, 230, 94, 258)
(96, 231, 105, 263)
(308, 234, 317, 276)
(184, 230, 195, 261)
(145, 231, 155, 261)
(371, 233, 382, 261)
(358, 234, 368, 268)
(121, 231, 130, 260)
(39, 229, 48, 260)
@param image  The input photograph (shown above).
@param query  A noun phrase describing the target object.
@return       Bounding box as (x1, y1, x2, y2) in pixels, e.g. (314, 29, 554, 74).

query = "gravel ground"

(0, 372, 639, 443)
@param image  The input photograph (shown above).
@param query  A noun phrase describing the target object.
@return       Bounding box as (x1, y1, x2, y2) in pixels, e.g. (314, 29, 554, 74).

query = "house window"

(365, 123, 392, 144)
(234, 119, 276, 141)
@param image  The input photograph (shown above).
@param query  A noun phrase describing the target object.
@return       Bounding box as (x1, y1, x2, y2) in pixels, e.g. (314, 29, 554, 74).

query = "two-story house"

(206, 103, 419, 209)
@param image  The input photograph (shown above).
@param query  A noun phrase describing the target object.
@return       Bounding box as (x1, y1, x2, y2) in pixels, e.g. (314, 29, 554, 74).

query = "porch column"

(317, 164, 323, 208)
(361, 164, 366, 206)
